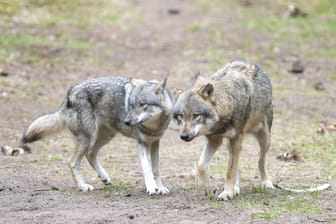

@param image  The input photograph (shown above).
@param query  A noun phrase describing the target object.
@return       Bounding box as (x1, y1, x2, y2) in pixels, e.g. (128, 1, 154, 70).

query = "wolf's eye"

(174, 114, 183, 121)
(139, 103, 147, 108)
(193, 114, 202, 122)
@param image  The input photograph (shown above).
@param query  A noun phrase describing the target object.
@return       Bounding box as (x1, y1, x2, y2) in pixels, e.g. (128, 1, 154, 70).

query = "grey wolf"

(173, 59, 274, 200)
(22, 76, 174, 195)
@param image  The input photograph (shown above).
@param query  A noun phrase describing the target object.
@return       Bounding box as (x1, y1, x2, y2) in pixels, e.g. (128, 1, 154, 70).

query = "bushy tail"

(21, 111, 65, 144)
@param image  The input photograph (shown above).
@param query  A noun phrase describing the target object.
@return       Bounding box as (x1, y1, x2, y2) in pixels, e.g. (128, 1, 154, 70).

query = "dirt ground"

(0, 0, 335, 223)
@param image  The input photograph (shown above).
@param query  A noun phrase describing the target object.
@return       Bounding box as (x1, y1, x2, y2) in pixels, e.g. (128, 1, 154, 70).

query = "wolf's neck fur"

(138, 112, 170, 137)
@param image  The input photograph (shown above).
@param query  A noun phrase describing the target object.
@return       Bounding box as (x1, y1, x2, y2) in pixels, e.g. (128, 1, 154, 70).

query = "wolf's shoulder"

(211, 59, 262, 80)
(225, 59, 259, 76)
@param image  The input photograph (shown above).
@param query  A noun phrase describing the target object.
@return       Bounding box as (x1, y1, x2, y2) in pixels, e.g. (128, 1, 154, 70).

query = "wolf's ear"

(155, 77, 167, 94)
(198, 83, 216, 104)
(172, 87, 183, 99)
(198, 83, 213, 98)
(193, 71, 206, 85)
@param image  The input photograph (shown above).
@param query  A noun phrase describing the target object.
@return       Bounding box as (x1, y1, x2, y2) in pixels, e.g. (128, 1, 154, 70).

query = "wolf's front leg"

(138, 143, 159, 195)
(197, 135, 223, 199)
(150, 140, 169, 194)
(218, 134, 244, 200)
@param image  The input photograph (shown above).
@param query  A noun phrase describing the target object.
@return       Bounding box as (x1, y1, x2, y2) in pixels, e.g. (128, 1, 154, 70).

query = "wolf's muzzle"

(124, 118, 132, 126)
(180, 133, 194, 142)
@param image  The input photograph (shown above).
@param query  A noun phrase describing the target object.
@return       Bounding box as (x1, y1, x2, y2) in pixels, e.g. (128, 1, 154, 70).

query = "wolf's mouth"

(182, 137, 194, 142)
(180, 133, 196, 142)
(124, 118, 143, 126)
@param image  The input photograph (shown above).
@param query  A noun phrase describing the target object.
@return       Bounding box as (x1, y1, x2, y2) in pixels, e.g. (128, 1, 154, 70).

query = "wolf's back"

(225, 59, 272, 96)
(21, 111, 65, 144)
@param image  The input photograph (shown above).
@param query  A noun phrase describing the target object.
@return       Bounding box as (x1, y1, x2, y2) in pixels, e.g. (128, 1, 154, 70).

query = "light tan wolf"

(173, 59, 274, 200)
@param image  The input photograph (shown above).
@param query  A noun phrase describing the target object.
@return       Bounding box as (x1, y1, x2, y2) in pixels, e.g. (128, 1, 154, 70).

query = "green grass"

(237, 191, 324, 221)
(256, 210, 282, 220)
(20, 0, 142, 29)
(0, 33, 94, 64)
(203, 47, 227, 71)
(25, 0, 78, 7)
(0, 34, 46, 46)
(0, 75, 44, 96)
(292, 134, 336, 179)
(0, 0, 142, 64)
(64, 39, 93, 50)
(180, 177, 200, 191)
(101, 1, 143, 28)
(40, 153, 65, 161)
(193, 0, 336, 61)
(241, 1, 336, 58)
(234, 188, 324, 221)
(273, 118, 336, 181)
(245, 15, 335, 39)
(0, 76, 10, 88)
(208, 201, 224, 208)
(188, 23, 204, 32)
(0, 33, 93, 49)
(0, 0, 20, 14)
(258, 195, 322, 220)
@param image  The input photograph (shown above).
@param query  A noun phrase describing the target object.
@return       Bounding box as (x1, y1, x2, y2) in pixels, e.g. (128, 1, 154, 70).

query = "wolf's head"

(124, 78, 173, 127)
(173, 83, 219, 141)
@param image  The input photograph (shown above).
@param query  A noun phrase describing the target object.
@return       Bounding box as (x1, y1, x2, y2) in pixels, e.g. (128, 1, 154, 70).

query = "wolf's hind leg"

(256, 119, 274, 189)
(197, 135, 223, 199)
(69, 139, 94, 192)
(86, 133, 113, 185)
(150, 140, 169, 194)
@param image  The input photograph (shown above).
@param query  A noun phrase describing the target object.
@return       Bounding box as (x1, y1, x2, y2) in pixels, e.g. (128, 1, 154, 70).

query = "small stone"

(263, 201, 270, 206)
(286, 3, 307, 18)
(167, 9, 180, 15)
(1, 92, 8, 98)
(238, 0, 252, 7)
(128, 214, 135, 220)
(51, 186, 59, 191)
(313, 81, 325, 91)
(289, 60, 304, 74)
(0, 69, 9, 77)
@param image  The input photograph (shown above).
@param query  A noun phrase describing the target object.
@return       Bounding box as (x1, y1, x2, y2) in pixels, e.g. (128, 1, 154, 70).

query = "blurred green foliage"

(0, 0, 142, 64)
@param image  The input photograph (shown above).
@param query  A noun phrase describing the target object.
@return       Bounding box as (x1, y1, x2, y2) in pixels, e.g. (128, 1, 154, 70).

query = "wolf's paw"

(99, 176, 112, 185)
(146, 181, 159, 195)
(234, 184, 240, 195)
(146, 186, 159, 195)
(205, 186, 216, 200)
(217, 186, 239, 201)
(158, 186, 170, 195)
(217, 190, 234, 201)
(79, 183, 94, 192)
(262, 180, 274, 189)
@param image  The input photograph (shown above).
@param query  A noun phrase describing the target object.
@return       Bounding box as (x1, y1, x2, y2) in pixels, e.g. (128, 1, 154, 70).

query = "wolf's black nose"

(180, 133, 190, 141)
(124, 119, 131, 126)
